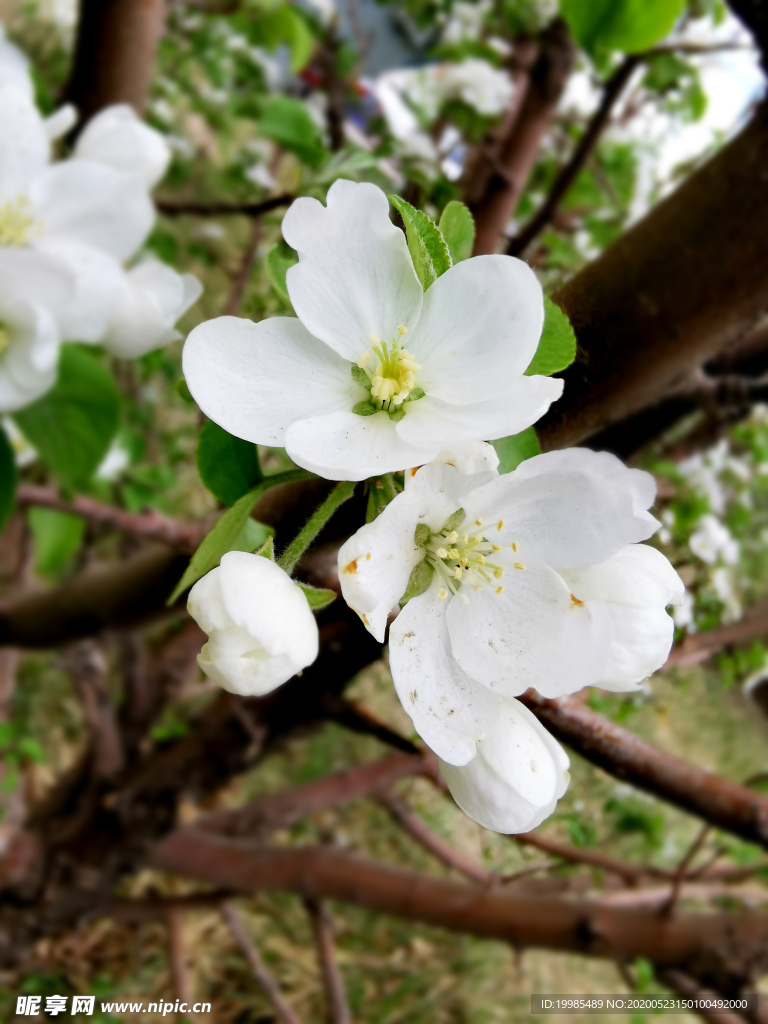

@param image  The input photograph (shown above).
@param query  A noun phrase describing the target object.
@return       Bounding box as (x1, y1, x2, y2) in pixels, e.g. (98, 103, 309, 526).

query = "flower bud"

(187, 551, 319, 696)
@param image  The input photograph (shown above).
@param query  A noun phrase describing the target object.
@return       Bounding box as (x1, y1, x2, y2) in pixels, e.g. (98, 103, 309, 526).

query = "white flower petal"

(440, 697, 569, 833)
(35, 239, 126, 342)
(286, 409, 435, 481)
(469, 448, 659, 570)
(560, 544, 684, 691)
(0, 85, 48, 199)
(430, 441, 500, 477)
(411, 255, 544, 404)
(445, 547, 613, 698)
(0, 301, 59, 412)
(337, 490, 425, 641)
(396, 375, 563, 449)
(389, 583, 500, 765)
(30, 161, 155, 261)
(44, 104, 77, 142)
(74, 104, 171, 188)
(183, 316, 356, 446)
(282, 179, 423, 361)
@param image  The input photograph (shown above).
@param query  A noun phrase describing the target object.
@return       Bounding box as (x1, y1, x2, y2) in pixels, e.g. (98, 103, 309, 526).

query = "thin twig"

(221, 903, 302, 1024)
(156, 195, 293, 218)
(224, 216, 261, 316)
(304, 899, 352, 1024)
(377, 789, 497, 886)
(515, 830, 673, 884)
(661, 824, 712, 916)
(325, 696, 422, 755)
(167, 908, 197, 1019)
(509, 55, 640, 256)
(16, 484, 202, 551)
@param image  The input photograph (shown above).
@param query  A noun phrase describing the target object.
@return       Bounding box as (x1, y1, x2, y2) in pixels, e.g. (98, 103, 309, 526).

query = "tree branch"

(304, 900, 352, 1024)
(155, 196, 293, 218)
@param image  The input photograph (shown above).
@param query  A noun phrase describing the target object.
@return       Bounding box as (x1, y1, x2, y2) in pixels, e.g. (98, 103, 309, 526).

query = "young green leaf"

(561, 0, 685, 57)
(525, 297, 577, 377)
(13, 345, 119, 489)
(389, 195, 451, 290)
(0, 424, 17, 533)
(298, 582, 337, 610)
(439, 201, 475, 264)
(28, 507, 86, 576)
(265, 240, 298, 307)
(259, 95, 325, 167)
(491, 428, 540, 474)
(197, 421, 262, 507)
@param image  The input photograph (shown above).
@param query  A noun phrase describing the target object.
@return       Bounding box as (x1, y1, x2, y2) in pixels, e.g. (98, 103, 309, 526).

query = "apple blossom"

(73, 104, 171, 189)
(187, 551, 319, 697)
(183, 180, 562, 481)
(337, 446, 683, 829)
(689, 513, 739, 565)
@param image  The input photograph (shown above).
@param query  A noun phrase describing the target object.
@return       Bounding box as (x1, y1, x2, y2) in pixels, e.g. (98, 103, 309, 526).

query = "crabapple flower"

(187, 551, 319, 697)
(439, 693, 570, 833)
(74, 105, 171, 189)
(337, 447, 682, 829)
(439, 60, 514, 117)
(101, 258, 203, 358)
(689, 513, 739, 566)
(0, 249, 72, 412)
(183, 180, 562, 481)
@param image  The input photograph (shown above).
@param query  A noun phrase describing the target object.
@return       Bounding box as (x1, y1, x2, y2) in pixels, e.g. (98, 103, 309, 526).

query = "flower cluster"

(184, 179, 683, 834)
(0, 30, 201, 413)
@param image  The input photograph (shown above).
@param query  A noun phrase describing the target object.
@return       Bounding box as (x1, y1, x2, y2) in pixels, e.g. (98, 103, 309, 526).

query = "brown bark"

(539, 102, 768, 451)
(469, 20, 576, 256)
(520, 692, 768, 848)
(149, 833, 768, 992)
(65, 0, 167, 121)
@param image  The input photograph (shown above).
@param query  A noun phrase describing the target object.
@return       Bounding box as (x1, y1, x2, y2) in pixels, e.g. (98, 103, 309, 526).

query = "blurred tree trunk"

(64, 0, 166, 122)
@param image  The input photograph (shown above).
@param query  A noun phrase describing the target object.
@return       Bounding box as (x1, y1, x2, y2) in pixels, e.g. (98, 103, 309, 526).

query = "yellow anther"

(491, 544, 501, 552)
(436, 547, 448, 559)
(474, 518, 483, 526)
(438, 588, 448, 600)
(453, 567, 462, 580)
(461, 534, 469, 544)
(514, 562, 526, 570)
(357, 351, 372, 367)
(367, 332, 380, 345)
(476, 554, 486, 565)
(446, 531, 458, 543)
(495, 586, 504, 595)
(448, 548, 460, 560)
(497, 520, 504, 531)
(493, 568, 504, 579)
(512, 541, 519, 552)
(0, 196, 41, 248)
(397, 325, 407, 336)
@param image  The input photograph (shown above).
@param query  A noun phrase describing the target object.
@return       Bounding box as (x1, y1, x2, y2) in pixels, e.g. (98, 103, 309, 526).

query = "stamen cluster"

(414, 508, 512, 602)
(352, 326, 425, 421)
(0, 196, 41, 247)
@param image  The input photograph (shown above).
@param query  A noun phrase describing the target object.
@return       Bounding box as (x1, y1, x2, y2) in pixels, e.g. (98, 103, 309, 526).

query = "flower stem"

(278, 480, 357, 576)
(365, 474, 400, 523)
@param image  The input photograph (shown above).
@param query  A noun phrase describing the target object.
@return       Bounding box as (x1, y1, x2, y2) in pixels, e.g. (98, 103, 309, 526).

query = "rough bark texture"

(539, 103, 768, 451)
(65, 0, 167, 120)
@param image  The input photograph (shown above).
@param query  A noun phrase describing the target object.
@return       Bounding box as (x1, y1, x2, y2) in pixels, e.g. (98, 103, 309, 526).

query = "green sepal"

(389, 195, 451, 291)
(387, 405, 406, 422)
(408, 387, 426, 402)
(352, 400, 378, 416)
(526, 297, 577, 377)
(439, 200, 475, 264)
(255, 535, 275, 560)
(298, 583, 337, 610)
(442, 507, 465, 533)
(399, 558, 434, 607)
(414, 523, 431, 547)
(351, 365, 372, 390)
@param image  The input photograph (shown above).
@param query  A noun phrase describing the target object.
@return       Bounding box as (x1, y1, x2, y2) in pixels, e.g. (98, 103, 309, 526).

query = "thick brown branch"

(16, 485, 202, 552)
(520, 691, 768, 849)
(509, 55, 640, 256)
(149, 834, 768, 992)
(156, 196, 293, 218)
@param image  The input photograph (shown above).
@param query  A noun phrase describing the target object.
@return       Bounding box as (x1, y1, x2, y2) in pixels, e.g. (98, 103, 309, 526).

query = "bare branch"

(156, 196, 293, 218)
(304, 900, 352, 1024)
(221, 903, 302, 1024)
(514, 830, 674, 884)
(224, 216, 261, 316)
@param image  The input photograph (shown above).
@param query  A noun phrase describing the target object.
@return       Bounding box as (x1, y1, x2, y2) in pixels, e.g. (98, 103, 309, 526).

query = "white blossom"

(689, 513, 739, 565)
(74, 105, 171, 189)
(438, 60, 514, 117)
(337, 447, 682, 829)
(183, 180, 561, 481)
(187, 551, 319, 696)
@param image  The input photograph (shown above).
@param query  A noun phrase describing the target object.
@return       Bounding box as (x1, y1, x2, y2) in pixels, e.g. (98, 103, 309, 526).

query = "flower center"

(423, 509, 509, 601)
(351, 326, 425, 421)
(0, 196, 42, 247)
(0, 324, 10, 356)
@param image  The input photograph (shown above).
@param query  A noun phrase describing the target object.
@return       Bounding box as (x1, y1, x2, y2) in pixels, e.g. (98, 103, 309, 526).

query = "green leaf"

(197, 421, 261, 507)
(560, 0, 685, 56)
(168, 469, 312, 602)
(439, 201, 475, 263)
(491, 428, 540, 474)
(256, 6, 314, 72)
(298, 583, 337, 610)
(389, 195, 451, 290)
(28, 507, 86, 575)
(526, 297, 577, 376)
(259, 96, 324, 167)
(13, 345, 119, 489)
(265, 240, 297, 307)
(0, 425, 17, 533)
(231, 517, 273, 555)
